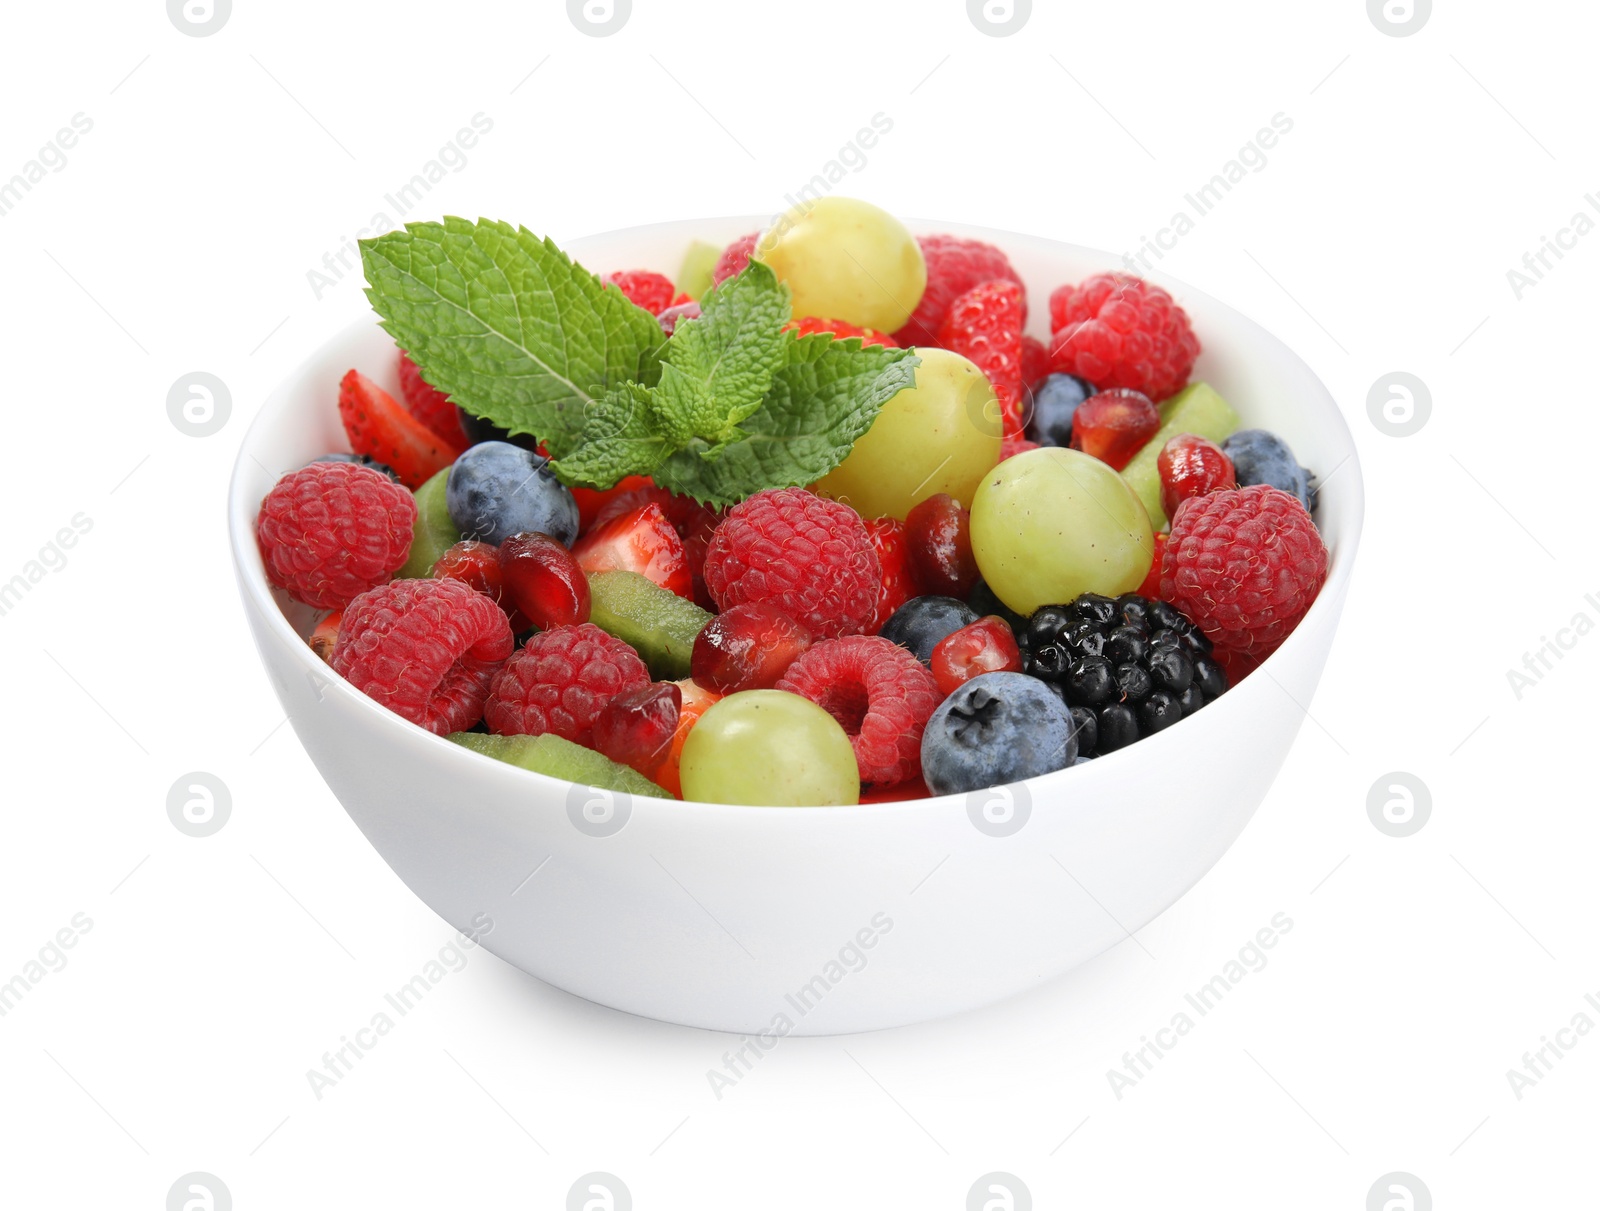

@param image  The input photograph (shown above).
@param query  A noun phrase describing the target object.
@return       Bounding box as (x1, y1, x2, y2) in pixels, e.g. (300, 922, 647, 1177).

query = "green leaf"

(652, 259, 791, 446)
(360, 217, 665, 458)
(551, 383, 673, 488)
(654, 334, 920, 507)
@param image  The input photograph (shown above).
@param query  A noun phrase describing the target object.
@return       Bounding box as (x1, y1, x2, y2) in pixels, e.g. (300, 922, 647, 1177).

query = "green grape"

(969, 447, 1155, 615)
(398, 466, 460, 579)
(679, 691, 859, 807)
(755, 196, 926, 333)
(813, 347, 1002, 520)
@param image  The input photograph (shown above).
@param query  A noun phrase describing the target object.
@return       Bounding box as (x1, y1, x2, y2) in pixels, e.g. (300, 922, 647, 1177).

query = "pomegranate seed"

(1157, 433, 1236, 520)
(904, 493, 980, 597)
(691, 602, 815, 693)
(593, 682, 682, 773)
(1069, 388, 1160, 470)
(501, 531, 591, 630)
(929, 615, 1022, 695)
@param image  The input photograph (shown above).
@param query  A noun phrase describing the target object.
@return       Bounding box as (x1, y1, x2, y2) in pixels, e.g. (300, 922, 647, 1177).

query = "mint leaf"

(552, 383, 673, 488)
(360, 217, 664, 458)
(653, 334, 921, 507)
(651, 260, 791, 449)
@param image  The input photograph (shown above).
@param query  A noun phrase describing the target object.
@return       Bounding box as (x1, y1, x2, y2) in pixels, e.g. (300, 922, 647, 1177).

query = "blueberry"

(1025, 373, 1095, 447)
(879, 595, 979, 665)
(308, 452, 399, 482)
(1222, 429, 1317, 514)
(921, 672, 1077, 795)
(457, 409, 541, 452)
(446, 441, 579, 548)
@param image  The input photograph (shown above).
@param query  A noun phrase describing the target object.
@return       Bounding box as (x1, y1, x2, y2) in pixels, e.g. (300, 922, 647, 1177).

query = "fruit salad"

(254, 198, 1329, 807)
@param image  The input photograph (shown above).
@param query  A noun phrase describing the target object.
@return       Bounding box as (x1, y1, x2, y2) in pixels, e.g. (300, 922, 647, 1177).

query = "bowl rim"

(227, 216, 1365, 819)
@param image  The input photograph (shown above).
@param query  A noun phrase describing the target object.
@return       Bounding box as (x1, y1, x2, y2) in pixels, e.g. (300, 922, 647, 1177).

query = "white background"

(2, 0, 1595, 1206)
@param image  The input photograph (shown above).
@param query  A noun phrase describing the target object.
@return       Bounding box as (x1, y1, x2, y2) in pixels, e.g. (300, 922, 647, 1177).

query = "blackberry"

(1019, 592, 1228, 757)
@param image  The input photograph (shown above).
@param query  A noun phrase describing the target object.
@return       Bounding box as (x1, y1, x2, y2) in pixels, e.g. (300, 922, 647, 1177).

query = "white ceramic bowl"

(229, 217, 1363, 1035)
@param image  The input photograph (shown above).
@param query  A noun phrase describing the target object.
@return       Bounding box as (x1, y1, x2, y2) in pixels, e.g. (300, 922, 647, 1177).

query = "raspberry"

(776, 636, 942, 787)
(862, 517, 917, 634)
(1020, 333, 1051, 396)
(332, 579, 514, 735)
(256, 461, 416, 610)
(1160, 485, 1327, 658)
(711, 232, 759, 285)
(1048, 273, 1200, 401)
(1000, 433, 1039, 462)
(938, 280, 1025, 436)
(604, 270, 685, 316)
(703, 488, 881, 638)
(784, 317, 899, 347)
(892, 234, 1026, 348)
(485, 623, 650, 745)
(398, 351, 465, 446)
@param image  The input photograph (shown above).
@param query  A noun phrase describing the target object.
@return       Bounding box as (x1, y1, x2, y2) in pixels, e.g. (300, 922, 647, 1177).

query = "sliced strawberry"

(592, 486, 721, 608)
(571, 503, 693, 599)
(784, 317, 900, 347)
(938, 280, 1025, 438)
(571, 475, 656, 533)
(338, 369, 463, 490)
(397, 351, 466, 446)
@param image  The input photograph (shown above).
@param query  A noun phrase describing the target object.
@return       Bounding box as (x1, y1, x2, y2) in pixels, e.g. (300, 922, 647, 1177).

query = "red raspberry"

(485, 623, 650, 745)
(604, 270, 685, 316)
(256, 461, 416, 610)
(1020, 333, 1051, 395)
(331, 579, 514, 735)
(703, 488, 881, 638)
(1000, 433, 1039, 462)
(862, 517, 917, 634)
(938, 280, 1025, 436)
(1048, 273, 1200, 401)
(784, 317, 899, 347)
(1160, 485, 1328, 658)
(776, 636, 942, 787)
(892, 234, 1027, 348)
(397, 351, 466, 446)
(1135, 532, 1166, 599)
(711, 232, 759, 285)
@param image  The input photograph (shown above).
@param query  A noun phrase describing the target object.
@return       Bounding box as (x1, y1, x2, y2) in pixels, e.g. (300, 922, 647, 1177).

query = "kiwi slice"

(447, 732, 669, 798)
(1120, 382, 1241, 530)
(398, 466, 461, 579)
(675, 239, 723, 302)
(587, 570, 711, 680)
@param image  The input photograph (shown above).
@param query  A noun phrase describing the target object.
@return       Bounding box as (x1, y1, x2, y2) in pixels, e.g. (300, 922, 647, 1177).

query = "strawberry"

(571, 502, 693, 599)
(397, 351, 466, 446)
(938, 280, 1025, 438)
(338, 369, 464, 490)
(571, 475, 656, 533)
(784, 317, 899, 347)
(602, 270, 687, 316)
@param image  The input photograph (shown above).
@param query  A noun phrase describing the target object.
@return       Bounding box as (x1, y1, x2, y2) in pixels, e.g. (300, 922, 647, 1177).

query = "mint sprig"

(360, 217, 664, 457)
(360, 217, 921, 506)
(652, 332, 919, 505)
